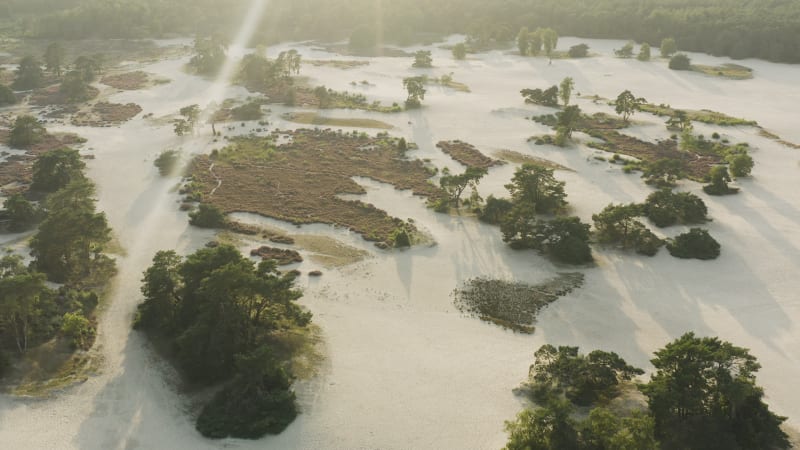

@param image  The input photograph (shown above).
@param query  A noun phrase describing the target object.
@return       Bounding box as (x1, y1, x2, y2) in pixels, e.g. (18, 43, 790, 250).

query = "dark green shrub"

(669, 53, 692, 70)
(189, 203, 227, 228)
(667, 228, 721, 260)
(154, 150, 179, 176)
(478, 195, 513, 224)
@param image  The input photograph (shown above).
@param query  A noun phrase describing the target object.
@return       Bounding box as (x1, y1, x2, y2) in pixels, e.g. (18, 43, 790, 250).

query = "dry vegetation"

(691, 63, 754, 80)
(282, 112, 393, 129)
(187, 129, 446, 247)
(71, 102, 143, 127)
(100, 71, 167, 90)
(436, 140, 503, 169)
(250, 246, 303, 265)
(638, 103, 758, 126)
(304, 60, 370, 69)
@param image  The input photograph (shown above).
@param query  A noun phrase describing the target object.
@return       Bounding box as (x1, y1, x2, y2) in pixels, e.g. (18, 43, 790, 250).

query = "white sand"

(1, 36, 799, 449)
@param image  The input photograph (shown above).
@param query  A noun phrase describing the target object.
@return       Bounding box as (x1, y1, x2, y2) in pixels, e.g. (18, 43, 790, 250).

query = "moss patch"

(282, 112, 392, 129)
(453, 273, 585, 334)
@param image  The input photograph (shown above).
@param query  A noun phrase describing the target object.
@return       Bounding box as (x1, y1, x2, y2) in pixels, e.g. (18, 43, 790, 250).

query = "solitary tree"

(660, 37, 678, 58)
(726, 153, 754, 178)
(403, 77, 426, 108)
(505, 164, 567, 214)
(60, 70, 89, 102)
(643, 158, 683, 187)
(44, 42, 65, 77)
(568, 43, 589, 58)
(452, 42, 467, 60)
(31, 148, 85, 192)
(542, 28, 559, 62)
(703, 165, 737, 195)
(638, 42, 652, 61)
(516, 27, 530, 55)
(615, 90, 646, 123)
(189, 35, 227, 75)
(555, 105, 581, 146)
(559, 77, 574, 106)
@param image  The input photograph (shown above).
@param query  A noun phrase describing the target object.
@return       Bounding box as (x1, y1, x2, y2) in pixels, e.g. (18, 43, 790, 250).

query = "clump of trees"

(568, 43, 589, 58)
(638, 42, 651, 61)
(438, 166, 488, 209)
(189, 203, 227, 228)
(135, 245, 312, 438)
(174, 104, 200, 136)
(614, 41, 635, 58)
(704, 165, 739, 195)
(505, 333, 789, 450)
(660, 37, 678, 58)
(483, 164, 593, 265)
(642, 189, 708, 227)
(9, 115, 46, 149)
(3, 194, 42, 232)
(642, 158, 684, 188)
(520, 86, 559, 107)
(154, 150, 180, 176)
(12, 56, 44, 91)
(0, 85, 17, 105)
(31, 147, 86, 192)
(592, 203, 664, 256)
(516, 27, 557, 59)
(238, 50, 301, 93)
(554, 105, 581, 146)
(189, 35, 227, 75)
(412, 50, 432, 68)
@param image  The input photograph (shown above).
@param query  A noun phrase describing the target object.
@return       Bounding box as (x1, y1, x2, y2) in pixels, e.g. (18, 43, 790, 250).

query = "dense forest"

(1, 0, 799, 63)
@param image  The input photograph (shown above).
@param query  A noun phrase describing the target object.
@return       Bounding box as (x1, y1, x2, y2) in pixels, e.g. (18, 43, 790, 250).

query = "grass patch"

(759, 129, 800, 150)
(493, 150, 573, 171)
(71, 102, 142, 127)
(691, 63, 754, 80)
(437, 140, 503, 169)
(639, 103, 757, 127)
(453, 273, 585, 334)
(292, 234, 370, 268)
(282, 112, 392, 129)
(187, 129, 446, 247)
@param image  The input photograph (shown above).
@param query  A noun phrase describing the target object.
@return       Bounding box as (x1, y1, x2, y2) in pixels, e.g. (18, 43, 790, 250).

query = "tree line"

(4, 0, 800, 63)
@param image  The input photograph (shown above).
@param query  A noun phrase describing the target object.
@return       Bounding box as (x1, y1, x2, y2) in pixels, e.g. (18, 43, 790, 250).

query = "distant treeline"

(2, 0, 799, 63)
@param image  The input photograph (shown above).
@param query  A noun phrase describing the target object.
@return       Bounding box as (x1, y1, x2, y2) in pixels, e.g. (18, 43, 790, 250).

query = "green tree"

(555, 105, 581, 146)
(189, 203, 227, 228)
(637, 42, 652, 61)
(666, 228, 721, 260)
(12, 55, 43, 91)
(666, 109, 692, 131)
(0, 85, 16, 105)
(504, 399, 580, 450)
(541, 28, 559, 61)
(439, 166, 488, 207)
(3, 194, 40, 232)
(641, 333, 789, 449)
(582, 408, 659, 450)
(517, 26, 530, 55)
(478, 195, 513, 224)
(0, 259, 49, 354)
(61, 311, 93, 349)
(615, 90, 646, 123)
(660, 37, 678, 58)
(643, 189, 708, 227)
(189, 35, 227, 75)
(73, 55, 101, 82)
(704, 165, 737, 195)
(643, 158, 683, 187)
(9, 115, 46, 149)
(174, 104, 200, 136)
(559, 77, 574, 106)
(669, 53, 692, 70)
(452, 42, 467, 60)
(44, 42, 65, 77)
(31, 148, 86, 193)
(521, 86, 559, 107)
(506, 164, 567, 215)
(592, 203, 663, 256)
(403, 76, 426, 108)
(154, 150, 179, 176)
(30, 178, 112, 284)
(528, 29, 544, 56)
(726, 152, 754, 178)
(615, 41, 635, 58)
(568, 43, 590, 58)
(412, 50, 433, 68)
(60, 70, 89, 102)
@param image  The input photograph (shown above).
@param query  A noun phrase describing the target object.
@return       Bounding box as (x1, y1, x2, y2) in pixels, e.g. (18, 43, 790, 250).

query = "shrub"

(667, 228, 721, 260)
(568, 43, 589, 58)
(391, 227, 411, 248)
(61, 311, 94, 349)
(154, 150, 179, 176)
(0, 85, 16, 105)
(643, 189, 708, 227)
(189, 203, 227, 228)
(478, 195, 513, 224)
(669, 53, 692, 70)
(726, 152, 754, 178)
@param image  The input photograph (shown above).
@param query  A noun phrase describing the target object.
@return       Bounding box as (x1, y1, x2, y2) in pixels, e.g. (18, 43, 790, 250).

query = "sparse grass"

(759, 129, 800, 150)
(282, 112, 393, 129)
(691, 63, 753, 80)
